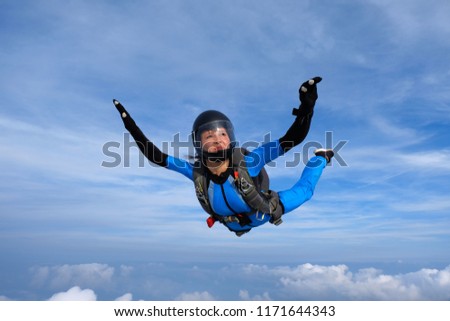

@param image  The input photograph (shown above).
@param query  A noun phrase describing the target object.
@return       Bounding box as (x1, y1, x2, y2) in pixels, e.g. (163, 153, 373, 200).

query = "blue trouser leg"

(278, 156, 327, 213)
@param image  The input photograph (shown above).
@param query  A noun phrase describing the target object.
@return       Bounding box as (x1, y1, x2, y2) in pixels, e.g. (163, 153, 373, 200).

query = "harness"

(193, 148, 283, 236)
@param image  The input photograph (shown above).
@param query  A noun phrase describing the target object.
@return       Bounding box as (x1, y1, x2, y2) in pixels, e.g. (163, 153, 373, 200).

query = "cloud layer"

(3, 262, 448, 301)
(240, 263, 450, 300)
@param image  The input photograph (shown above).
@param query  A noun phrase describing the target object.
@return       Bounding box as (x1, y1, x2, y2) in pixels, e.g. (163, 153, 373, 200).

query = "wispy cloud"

(31, 264, 114, 290)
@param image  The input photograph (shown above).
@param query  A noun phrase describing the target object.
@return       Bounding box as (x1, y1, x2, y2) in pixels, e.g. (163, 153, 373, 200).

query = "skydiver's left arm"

(279, 77, 321, 153)
(246, 77, 322, 176)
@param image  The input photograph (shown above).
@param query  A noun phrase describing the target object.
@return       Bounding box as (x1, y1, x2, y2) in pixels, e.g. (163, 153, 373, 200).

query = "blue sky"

(1, 0, 449, 300)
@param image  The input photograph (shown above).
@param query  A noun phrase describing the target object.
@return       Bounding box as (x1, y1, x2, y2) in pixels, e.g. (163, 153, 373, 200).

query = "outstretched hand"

(113, 99, 128, 119)
(292, 77, 322, 117)
(299, 76, 322, 108)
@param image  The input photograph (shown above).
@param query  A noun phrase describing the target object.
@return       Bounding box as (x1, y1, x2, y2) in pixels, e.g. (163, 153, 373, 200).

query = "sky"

(0, 0, 449, 301)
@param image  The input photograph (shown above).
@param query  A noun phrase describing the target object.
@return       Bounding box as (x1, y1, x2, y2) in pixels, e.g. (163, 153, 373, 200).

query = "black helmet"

(192, 110, 236, 161)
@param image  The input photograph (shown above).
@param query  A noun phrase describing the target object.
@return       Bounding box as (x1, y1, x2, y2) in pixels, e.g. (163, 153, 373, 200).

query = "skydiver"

(113, 77, 333, 236)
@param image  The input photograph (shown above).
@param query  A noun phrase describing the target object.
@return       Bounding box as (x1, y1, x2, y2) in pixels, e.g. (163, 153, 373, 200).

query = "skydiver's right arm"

(113, 99, 168, 167)
(113, 99, 194, 180)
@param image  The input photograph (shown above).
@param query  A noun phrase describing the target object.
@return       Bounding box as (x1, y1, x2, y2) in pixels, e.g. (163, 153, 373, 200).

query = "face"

(200, 127, 231, 153)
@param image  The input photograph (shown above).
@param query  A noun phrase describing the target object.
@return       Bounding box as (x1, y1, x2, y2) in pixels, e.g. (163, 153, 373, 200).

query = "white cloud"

(119, 265, 134, 277)
(175, 291, 216, 301)
(31, 263, 114, 289)
(238, 263, 450, 300)
(48, 286, 97, 301)
(115, 293, 133, 301)
(239, 290, 271, 301)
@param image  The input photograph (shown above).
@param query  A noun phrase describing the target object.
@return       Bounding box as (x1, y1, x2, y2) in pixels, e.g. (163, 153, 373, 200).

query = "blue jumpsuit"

(166, 140, 327, 233)
(114, 100, 327, 234)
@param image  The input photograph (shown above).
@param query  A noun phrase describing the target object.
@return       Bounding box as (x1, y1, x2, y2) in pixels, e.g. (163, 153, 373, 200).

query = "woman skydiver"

(113, 77, 334, 236)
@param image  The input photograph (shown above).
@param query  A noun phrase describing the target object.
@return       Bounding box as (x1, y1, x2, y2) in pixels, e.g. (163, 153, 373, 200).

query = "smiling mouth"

(207, 143, 228, 152)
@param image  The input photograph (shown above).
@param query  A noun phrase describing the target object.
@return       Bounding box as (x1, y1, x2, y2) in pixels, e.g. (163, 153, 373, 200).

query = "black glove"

(113, 99, 137, 131)
(292, 76, 322, 117)
(113, 99, 128, 118)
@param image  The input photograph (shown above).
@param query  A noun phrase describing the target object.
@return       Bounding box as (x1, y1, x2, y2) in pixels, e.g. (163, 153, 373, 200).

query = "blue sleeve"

(245, 139, 285, 177)
(165, 155, 194, 181)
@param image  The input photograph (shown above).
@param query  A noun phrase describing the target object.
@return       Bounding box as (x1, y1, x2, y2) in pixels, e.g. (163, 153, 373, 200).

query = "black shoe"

(314, 149, 334, 163)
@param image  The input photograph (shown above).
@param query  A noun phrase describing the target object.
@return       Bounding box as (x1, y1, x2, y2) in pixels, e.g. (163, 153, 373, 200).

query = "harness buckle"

(239, 177, 253, 195)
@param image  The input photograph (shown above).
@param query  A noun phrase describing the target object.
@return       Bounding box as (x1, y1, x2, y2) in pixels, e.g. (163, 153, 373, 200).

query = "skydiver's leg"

(277, 155, 328, 214)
